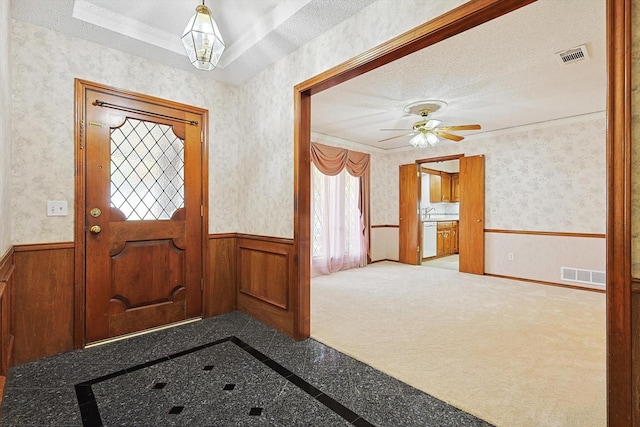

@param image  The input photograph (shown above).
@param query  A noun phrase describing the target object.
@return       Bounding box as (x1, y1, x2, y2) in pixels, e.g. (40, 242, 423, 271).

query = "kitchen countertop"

(422, 217, 459, 222)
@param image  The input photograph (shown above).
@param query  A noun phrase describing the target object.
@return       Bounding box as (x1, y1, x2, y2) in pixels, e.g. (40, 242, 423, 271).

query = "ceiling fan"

(379, 100, 481, 147)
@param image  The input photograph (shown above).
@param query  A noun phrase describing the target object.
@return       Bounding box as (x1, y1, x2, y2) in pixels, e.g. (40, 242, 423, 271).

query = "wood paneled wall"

(205, 234, 237, 316)
(0, 248, 15, 399)
(236, 235, 295, 336)
(12, 244, 75, 365)
(4, 234, 294, 367)
(633, 285, 640, 422)
(207, 233, 296, 336)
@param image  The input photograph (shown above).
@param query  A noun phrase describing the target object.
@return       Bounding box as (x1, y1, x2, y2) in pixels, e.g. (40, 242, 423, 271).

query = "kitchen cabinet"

(451, 173, 460, 202)
(429, 172, 454, 202)
(451, 221, 459, 253)
(429, 173, 442, 203)
(436, 221, 459, 256)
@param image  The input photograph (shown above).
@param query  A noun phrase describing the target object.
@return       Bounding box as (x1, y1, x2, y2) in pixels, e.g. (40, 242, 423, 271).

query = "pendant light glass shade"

(181, 3, 225, 71)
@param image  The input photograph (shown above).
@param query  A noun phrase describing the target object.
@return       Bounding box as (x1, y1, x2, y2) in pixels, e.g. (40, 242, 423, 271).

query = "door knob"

(90, 225, 102, 234)
(90, 207, 102, 218)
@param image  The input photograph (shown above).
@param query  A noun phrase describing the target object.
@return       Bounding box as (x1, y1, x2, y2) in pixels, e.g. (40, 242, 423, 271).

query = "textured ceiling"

(311, 0, 606, 150)
(10, 0, 377, 86)
(10, 0, 606, 151)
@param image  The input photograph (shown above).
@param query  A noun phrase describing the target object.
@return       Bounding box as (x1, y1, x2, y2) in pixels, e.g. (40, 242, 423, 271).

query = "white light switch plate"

(47, 200, 68, 216)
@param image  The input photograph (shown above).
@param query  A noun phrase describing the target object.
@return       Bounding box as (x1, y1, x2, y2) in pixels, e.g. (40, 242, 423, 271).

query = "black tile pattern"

(168, 406, 184, 415)
(74, 336, 376, 426)
(2, 312, 494, 427)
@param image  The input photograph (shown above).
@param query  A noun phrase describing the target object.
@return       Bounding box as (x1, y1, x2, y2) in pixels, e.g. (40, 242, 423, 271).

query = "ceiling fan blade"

(380, 128, 412, 131)
(435, 130, 464, 142)
(438, 124, 481, 131)
(378, 132, 413, 142)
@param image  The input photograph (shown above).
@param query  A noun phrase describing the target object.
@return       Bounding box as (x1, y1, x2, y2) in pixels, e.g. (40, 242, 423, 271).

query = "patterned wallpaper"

(10, 21, 240, 244)
(631, 1, 640, 277)
(235, 0, 466, 238)
(0, 3, 11, 255)
(371, 116, 606, 234)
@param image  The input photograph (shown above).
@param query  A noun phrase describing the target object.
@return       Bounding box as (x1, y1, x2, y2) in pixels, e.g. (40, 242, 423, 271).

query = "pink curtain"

(310, 142, 370, 275)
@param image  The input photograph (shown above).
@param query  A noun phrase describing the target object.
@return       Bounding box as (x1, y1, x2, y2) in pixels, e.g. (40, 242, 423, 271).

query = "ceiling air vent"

(556, 44, 589, 64)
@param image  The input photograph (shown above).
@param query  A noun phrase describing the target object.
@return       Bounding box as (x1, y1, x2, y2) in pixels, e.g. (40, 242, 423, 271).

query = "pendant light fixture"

(181, 1, 225, 71)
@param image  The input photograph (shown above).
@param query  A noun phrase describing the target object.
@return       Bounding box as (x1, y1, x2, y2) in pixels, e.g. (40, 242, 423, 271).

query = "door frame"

(294, 0, 631, 423)
(73, 79, 209, 348)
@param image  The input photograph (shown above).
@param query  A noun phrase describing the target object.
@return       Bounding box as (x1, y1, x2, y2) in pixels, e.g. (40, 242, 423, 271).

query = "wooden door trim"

(74, 79, 209, 348)
(416, 154, 464, 164)
(606, 0, 632, 424)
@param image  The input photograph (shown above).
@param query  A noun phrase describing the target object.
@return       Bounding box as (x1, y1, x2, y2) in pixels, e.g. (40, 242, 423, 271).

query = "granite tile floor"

(0, 312, 493, 426)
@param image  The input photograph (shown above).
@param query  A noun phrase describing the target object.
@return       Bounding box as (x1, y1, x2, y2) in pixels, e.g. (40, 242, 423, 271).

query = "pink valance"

(310, 142, 370, 177)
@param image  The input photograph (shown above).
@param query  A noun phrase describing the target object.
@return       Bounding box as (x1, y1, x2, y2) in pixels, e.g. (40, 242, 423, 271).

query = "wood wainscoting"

(0, 247, 15, 400)
(633, 279, 640, 421)
(3, 234, 293, 368)
(12, 243, 75, 365)
(205, 233, 237, 317)
(207, 233, 295, 336)
(208, 233, 295, 336)
(236, 235, 295, 336)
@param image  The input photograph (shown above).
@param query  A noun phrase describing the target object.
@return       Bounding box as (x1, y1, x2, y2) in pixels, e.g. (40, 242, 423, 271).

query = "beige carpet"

(423, 254, 459, 271)
(310, 262, 606, 427)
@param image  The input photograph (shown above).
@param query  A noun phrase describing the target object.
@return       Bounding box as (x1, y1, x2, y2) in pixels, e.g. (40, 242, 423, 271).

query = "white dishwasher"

(423, 222, 437, 258)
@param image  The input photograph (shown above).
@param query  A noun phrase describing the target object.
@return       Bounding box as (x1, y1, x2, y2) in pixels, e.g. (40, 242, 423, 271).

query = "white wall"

(10, 21, 241, 244)
(0, 2, 11, 256)
(235, 0, 466, 238)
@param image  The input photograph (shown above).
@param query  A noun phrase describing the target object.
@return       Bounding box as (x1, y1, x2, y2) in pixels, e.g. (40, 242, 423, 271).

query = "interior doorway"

(399, 154, 485, 274)
(420, 159, 461, 271)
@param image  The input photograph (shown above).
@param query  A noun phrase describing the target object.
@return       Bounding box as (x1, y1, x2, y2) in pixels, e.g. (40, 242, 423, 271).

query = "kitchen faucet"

(424, 207, 435, 218)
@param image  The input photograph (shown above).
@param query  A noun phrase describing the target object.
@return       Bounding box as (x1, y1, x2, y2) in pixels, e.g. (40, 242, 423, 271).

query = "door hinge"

(417, 246, 420, 252)
(417, 209, 420, 215)
(417, 171, 420, 177)
(201, 131, 204, 143)
(200, 205, 204, 217)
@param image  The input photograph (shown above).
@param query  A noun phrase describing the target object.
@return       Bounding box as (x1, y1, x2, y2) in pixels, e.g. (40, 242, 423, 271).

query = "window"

(311, 164, 364, 275)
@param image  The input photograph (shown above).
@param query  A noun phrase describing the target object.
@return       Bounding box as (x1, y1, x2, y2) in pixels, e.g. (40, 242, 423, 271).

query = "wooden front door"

(81, 84, 205, 343)
(459, 155, 485, 274)
(399, 163, 421, 265)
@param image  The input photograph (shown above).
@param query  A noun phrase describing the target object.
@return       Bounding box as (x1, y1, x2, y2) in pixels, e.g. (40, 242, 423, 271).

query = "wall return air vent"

(561, 266, 605, 289)
(556, 44, 590, 64)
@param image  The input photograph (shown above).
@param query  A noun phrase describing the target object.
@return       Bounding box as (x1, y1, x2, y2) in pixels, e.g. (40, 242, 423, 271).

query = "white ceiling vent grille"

(556, 44, 590, 64)
(561, 266, 605, 289)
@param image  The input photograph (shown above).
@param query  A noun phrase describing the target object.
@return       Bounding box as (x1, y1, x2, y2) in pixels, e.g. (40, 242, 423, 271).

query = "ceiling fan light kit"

(379, 99, 481, 148)
(409, 131, 440, 148)
(182, 1, 225, 71)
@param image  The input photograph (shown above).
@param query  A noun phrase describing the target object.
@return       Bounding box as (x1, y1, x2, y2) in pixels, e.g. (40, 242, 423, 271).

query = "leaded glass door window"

(110, 118, 185, 220)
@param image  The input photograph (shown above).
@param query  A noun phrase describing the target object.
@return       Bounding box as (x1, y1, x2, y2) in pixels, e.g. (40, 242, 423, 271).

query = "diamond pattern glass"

(110, 119, 184, 220)
(312, 165, 324, 258)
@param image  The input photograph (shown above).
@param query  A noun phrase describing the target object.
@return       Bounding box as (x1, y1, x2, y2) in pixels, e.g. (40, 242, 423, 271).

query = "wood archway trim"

(293, 0, 632, 424)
